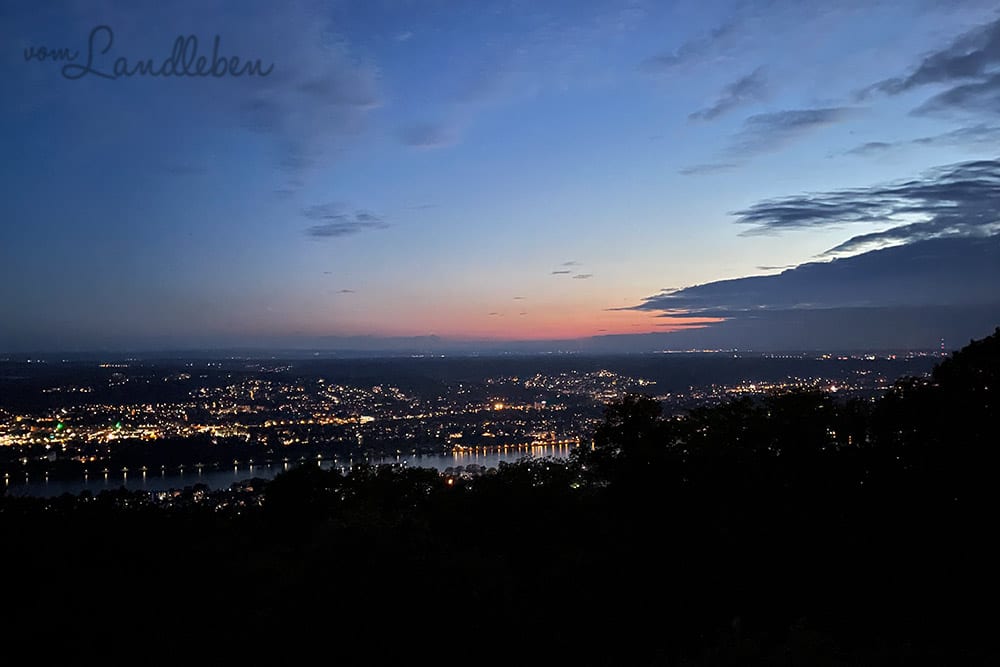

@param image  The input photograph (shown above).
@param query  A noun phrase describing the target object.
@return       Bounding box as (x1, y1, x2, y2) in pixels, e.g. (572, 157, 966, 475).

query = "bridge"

(451, 437, 583, 454)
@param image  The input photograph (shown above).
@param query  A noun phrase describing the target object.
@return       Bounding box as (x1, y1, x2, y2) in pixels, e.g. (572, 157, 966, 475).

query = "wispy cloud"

(388, 1, 657, 153)
(572, 273, 593, 280)
(732, 158, 1000, 255)
(689, 67, 769, 121)
(863, 17, 1000, 118)
(678, 162, 739, 176)
(681, 107, 855, 175)
(728, 108, 856, 157)
(914, 72, 1000, 117)
(640, 21, 740, 73)
(845, 124, 1000, 156)
(233, 10, 381, 190)
(551, 270, 572, 275)
(867, 17, 1000, 96)
(6, 1, 382, 200)
(843, 141, 895, 157)
(303, 204, 388, 239)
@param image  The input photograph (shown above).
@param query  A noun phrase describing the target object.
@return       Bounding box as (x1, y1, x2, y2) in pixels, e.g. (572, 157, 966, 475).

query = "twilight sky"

(2, 0, 999, 352)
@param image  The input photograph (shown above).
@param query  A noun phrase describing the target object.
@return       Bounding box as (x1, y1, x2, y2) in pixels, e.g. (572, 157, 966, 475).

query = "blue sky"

(2, 0, 999, 352)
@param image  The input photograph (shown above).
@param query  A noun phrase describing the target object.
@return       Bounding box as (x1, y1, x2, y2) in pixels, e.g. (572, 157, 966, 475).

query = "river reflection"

(5, 443, 576, 498)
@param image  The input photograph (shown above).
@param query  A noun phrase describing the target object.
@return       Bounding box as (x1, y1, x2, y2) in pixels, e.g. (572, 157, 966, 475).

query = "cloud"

(641, 305, 999, 352)
(513, 296, 526, 300)
(863, 17, 1000, 119)
(689, 67, 769, 121)
(562, 261, 580, 266)
(626, 236, 1000, 350)
(633, 235, 1000, 317)
(398, 122, 458, 148)
(844, 141, 894, 156)
(338, 289, 355, 294)
(732, 158, 1000, 255)
(386, 1, 657, 153)
(913, 71, 1000, 117)
(729, 108, 856, 156)
(228, 9, 382, 188)
(303, 204, 388, 239)
(640, 21, 739, 73)
(654, 320, 707, 327)
(681, 108, 855, 175)
(572, 273, 594, 280)
(7, 1, 383, 198)
(845, 125, 1000, 156)
(868, 17, 1000, 96)
(551, 270, 572, 275)
(678, 162, 740, 176)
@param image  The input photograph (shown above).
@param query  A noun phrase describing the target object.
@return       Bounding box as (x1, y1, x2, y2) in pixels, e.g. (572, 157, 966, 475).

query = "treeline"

(2, 330, 998, 664)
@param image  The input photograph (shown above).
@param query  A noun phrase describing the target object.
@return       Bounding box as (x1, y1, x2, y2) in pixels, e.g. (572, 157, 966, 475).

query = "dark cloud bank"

(629, 235, 1000, 351)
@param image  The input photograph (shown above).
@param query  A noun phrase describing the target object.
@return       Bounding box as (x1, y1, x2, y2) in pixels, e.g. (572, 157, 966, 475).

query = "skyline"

(3, 0, 1000, 353)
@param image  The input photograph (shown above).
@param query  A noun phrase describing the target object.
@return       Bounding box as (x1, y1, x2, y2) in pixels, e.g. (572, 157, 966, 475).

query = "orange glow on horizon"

(290, 307, 723, 341)
(424, 314, 725, 341)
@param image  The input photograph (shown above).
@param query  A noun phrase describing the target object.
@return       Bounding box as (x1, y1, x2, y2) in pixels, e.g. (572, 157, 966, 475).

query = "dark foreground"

(3, 330, 999, 665)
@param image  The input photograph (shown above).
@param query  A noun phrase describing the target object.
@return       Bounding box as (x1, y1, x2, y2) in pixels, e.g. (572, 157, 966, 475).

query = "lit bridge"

(451, 437, 582, 454)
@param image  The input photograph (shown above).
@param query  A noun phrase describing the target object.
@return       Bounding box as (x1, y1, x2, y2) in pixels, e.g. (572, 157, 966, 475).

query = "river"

(4, 442, 577, 497)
